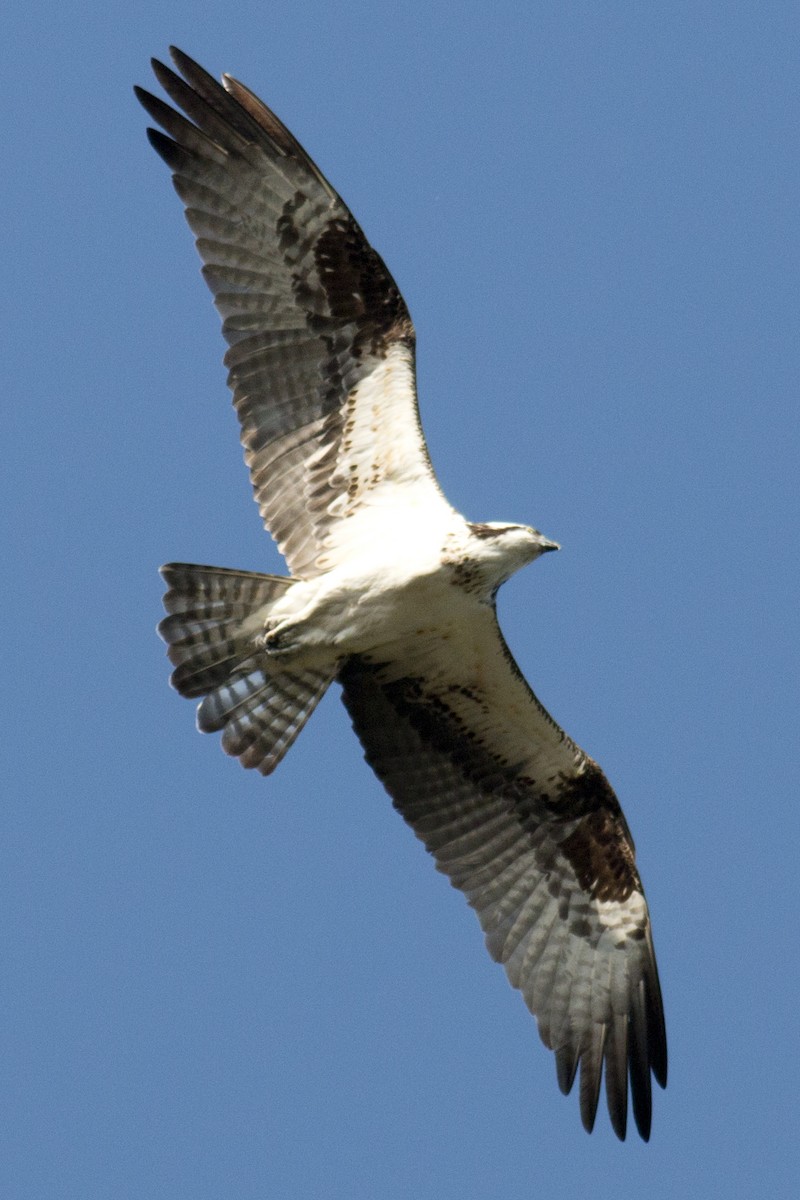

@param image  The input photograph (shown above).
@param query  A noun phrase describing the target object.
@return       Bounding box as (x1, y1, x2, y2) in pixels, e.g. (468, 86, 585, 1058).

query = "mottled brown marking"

(355, 665, 527, 803)
(444, 559, 484, 593)
(439, 531, 486, 594)
(444, 682, 484, 705)
(277, 190, 307, 251)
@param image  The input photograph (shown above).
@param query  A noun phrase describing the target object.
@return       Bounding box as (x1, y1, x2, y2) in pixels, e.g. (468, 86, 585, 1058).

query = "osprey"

(137, 49, 667, 1141)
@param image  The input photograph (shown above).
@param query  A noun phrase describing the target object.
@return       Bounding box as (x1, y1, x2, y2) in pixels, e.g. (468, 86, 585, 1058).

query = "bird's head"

(466, 521, 560, 589)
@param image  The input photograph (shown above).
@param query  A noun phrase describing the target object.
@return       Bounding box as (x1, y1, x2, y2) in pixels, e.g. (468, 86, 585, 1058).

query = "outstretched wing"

(338, 615, 667, 1141)
(136, 49, 450, 577)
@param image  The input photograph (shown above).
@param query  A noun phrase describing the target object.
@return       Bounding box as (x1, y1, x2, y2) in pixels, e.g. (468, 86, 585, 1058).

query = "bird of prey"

(136, 48, 666, 1141)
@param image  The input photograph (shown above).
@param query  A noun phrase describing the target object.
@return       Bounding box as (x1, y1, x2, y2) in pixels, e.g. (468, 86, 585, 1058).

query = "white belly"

(261, 508, 477, 667)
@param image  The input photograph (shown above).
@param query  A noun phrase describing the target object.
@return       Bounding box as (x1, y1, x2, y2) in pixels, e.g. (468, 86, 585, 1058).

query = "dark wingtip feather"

(577, 1029, 605, 1134)
(579, 1091, 599, 1135)
(150, 56, 173, 89)
(149, 47, 281, 157)
(166, 48, 242, 123)
(608, 1102, 628, 1141)
(555, 1044, 579, 1096)
(648, 966, 669, 1090)
(634, 1107, 652, 1143)
(629, 979, 654, 1140)
(604, 1018, 629, 1141)
(168, 45, 212, 83)
(135, 83, 181, 129)
(145, 127, 183, 169)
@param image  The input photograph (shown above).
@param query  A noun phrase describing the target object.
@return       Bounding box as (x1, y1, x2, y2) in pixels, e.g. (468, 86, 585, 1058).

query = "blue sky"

(4, 2, 798, 1197)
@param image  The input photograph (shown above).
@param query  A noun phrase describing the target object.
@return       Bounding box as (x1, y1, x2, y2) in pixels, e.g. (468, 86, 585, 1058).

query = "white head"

(465, 521, 560, 590)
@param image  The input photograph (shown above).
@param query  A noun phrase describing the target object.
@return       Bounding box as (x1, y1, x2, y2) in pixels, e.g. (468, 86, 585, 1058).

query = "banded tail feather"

(158, 563, 333, 774)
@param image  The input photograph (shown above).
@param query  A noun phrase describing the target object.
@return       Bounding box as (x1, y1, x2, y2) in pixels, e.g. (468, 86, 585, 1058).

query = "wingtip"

(580, 1106, 598, 1136)
(167, 46, 217, 88)
(134, 84, 164, 124)
(555, 1044, 579, 1096)
(634, 1111, 652, 1143)
(607, 1089, 628, 1141)
(149, 56, 180, 100)
(167, 46, 193, 77)
(145, 126, 176, 164)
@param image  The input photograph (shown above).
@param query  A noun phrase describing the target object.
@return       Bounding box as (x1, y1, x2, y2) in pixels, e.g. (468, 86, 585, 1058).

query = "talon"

(258, 622, 298, 657)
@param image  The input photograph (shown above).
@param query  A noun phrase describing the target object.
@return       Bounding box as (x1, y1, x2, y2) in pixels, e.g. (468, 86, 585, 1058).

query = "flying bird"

(136, 48, 667, 1141)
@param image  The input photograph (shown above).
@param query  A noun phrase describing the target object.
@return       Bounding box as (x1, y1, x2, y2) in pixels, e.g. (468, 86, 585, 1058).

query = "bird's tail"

(158, 563, 334, 774)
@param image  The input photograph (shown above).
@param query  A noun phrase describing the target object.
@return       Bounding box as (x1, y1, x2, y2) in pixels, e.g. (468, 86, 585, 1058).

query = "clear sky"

(4, 2, 798, 1198)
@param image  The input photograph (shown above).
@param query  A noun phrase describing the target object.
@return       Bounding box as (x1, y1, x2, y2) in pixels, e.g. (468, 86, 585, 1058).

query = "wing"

(338, 615, 667, 1141)
(136, 49, 450, 577)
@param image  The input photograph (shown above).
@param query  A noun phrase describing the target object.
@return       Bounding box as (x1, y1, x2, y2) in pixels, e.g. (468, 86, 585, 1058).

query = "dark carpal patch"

(312, 217, 414, 356)
(559, 807, 641, 903)
(551, 763, 640, 901)
(556, 761, 628, 822)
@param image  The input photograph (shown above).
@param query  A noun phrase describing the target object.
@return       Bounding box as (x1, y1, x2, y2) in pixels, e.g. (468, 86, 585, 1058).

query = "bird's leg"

(254, 579, 353, 665)
(256, 617, 310, 659)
